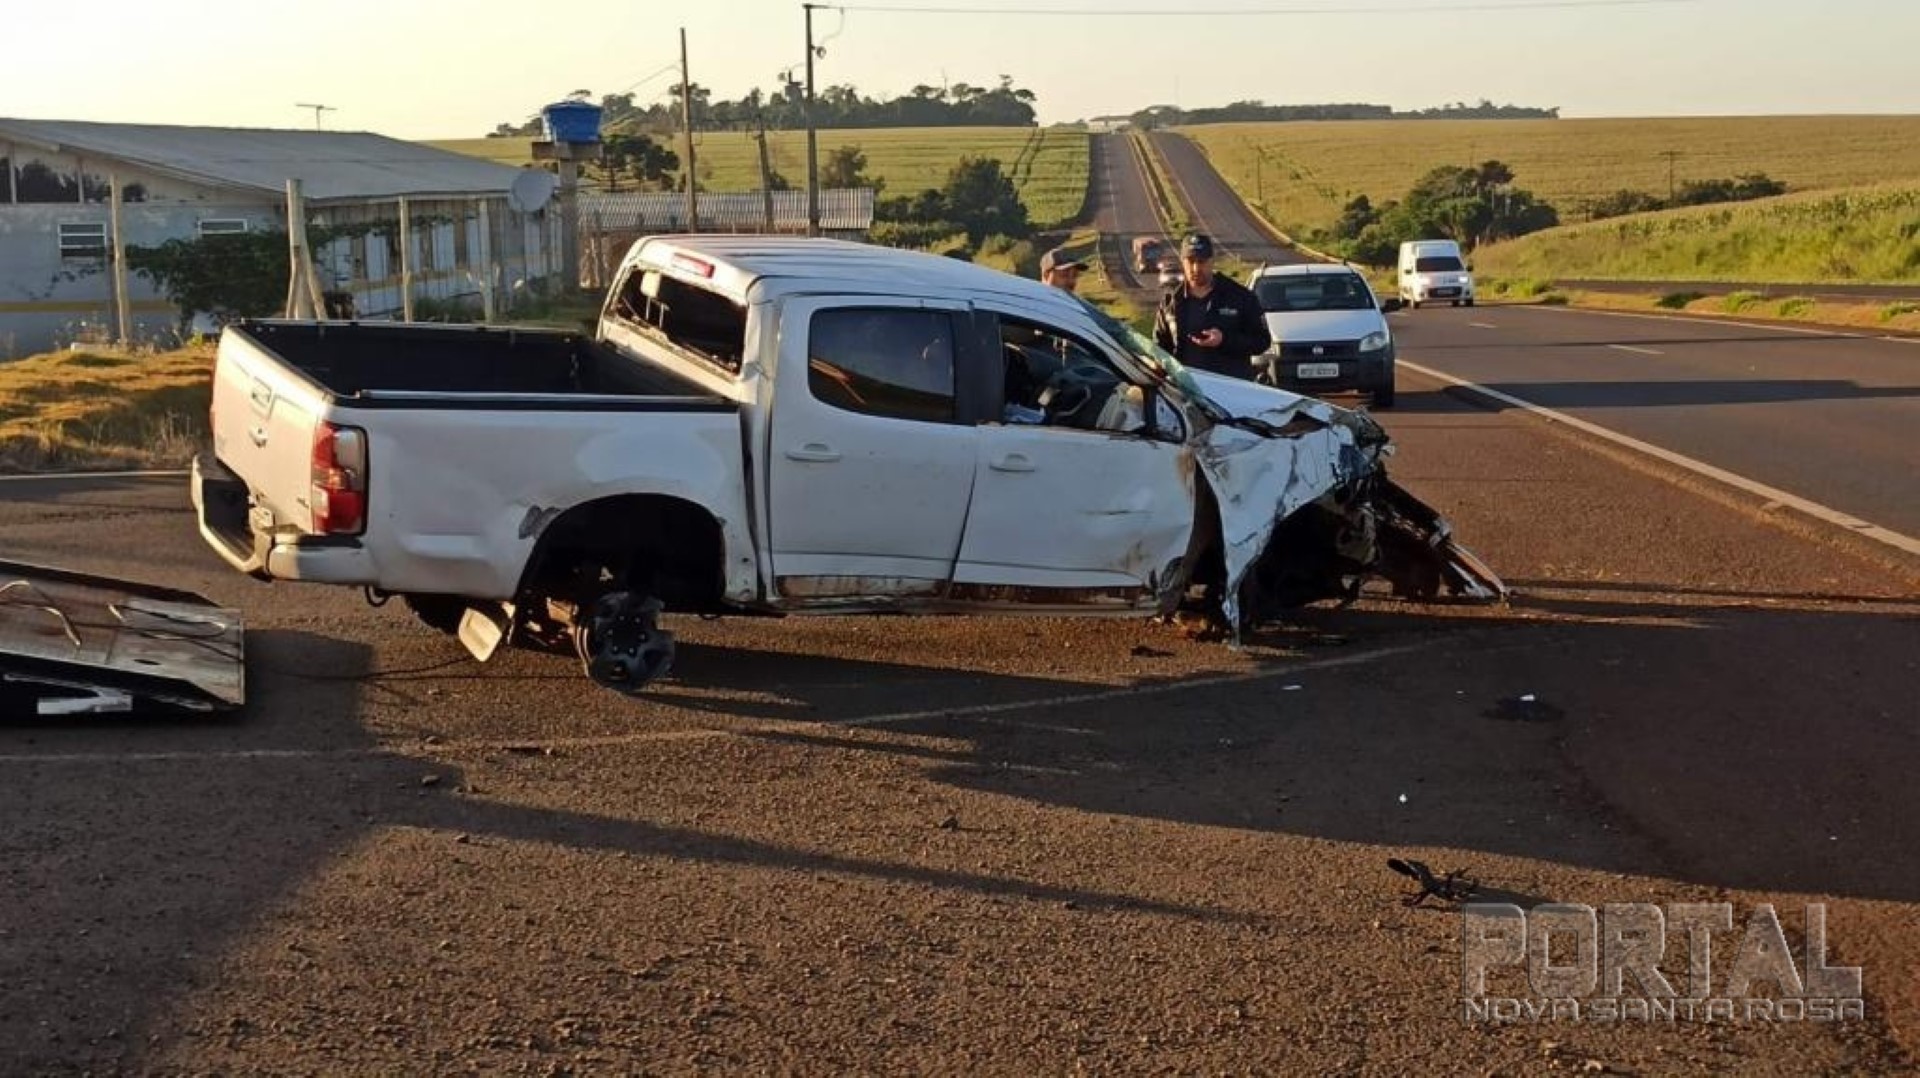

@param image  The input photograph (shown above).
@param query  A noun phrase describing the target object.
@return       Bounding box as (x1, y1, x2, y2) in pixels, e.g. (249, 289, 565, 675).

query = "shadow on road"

(777, 592, 1920, 907)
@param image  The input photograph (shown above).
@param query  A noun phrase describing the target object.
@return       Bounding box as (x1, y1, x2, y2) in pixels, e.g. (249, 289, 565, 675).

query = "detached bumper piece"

(0, 558, 244, 716)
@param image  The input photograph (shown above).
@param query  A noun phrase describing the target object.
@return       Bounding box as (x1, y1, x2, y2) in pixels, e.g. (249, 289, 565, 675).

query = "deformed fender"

(1192, 401, 1503, 630)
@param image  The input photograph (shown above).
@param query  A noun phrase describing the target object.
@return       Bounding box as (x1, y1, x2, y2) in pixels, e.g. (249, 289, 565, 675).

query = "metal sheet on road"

(1391, 304, 1920, 537)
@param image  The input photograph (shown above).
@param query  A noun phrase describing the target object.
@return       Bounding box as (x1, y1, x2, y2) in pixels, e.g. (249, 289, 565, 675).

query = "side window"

(807, 308, 956, 423)
(997, 316, 1182, 438)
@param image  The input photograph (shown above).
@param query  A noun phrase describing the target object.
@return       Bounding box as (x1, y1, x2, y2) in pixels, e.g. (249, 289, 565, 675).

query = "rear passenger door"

(765, 298, 983, 603)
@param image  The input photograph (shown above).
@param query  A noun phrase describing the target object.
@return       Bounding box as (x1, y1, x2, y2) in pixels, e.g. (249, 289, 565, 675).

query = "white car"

(1247, 262, 1398, 408)
(1398, 239, 1476, 308)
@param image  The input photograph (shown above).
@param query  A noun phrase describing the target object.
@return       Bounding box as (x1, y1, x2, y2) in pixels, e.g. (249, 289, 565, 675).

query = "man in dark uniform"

(1152, 233, 1271, 379)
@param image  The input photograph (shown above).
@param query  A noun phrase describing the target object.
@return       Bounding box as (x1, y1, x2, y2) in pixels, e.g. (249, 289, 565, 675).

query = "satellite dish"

(508, 169, 556, 213)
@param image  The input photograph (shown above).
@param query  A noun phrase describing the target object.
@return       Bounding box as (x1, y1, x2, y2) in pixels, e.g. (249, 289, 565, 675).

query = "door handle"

(785, 443, 841, 463)
(989, 453, 1036, 473)
(249, 426, 269, 447)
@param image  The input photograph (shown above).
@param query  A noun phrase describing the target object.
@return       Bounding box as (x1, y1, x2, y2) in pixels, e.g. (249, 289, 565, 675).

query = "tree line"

(1127, 99, 1558, 129)
(490, 77, 1037, 138)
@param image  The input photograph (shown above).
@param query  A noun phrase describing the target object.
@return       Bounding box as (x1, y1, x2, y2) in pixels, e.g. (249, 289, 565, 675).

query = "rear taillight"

(311, 422, 367, 535)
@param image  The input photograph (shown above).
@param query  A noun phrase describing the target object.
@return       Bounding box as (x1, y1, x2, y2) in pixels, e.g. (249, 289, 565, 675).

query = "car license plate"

(1296, 362, 1340, 379)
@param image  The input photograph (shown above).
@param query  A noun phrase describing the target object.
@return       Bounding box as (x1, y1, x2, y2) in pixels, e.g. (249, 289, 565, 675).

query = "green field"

(430, 125, 1090, 229)
(1178, 116, 1920, 237)
(1471, 183, 1920, 283)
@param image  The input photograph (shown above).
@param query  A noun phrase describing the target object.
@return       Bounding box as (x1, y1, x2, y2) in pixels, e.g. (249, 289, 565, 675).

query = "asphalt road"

(1146, 132, 1306, 266)
(2, 384, 1917, 1072)
(1089, 132, 1169, 293)
(1387, 304, 1920, 540)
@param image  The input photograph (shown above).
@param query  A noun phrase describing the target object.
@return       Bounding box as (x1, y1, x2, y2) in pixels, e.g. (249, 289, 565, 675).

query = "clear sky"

(7, 0, 1917, 138)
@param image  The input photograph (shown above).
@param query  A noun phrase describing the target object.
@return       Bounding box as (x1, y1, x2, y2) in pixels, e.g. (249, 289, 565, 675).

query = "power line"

(824, 0, 1694, 14)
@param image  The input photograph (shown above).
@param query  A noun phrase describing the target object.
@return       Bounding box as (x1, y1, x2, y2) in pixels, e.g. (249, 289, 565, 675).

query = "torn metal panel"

(1195, 410, 1378, 628)
(0, 559, 244, 715)
(1187, 375, 1505, 630)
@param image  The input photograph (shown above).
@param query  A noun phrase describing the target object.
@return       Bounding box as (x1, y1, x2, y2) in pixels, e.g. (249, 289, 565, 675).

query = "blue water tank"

(541, 100, 603, 143)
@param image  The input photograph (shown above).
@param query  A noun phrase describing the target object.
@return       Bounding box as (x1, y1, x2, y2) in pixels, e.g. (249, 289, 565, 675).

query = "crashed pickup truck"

(192, 235, 1502, 694)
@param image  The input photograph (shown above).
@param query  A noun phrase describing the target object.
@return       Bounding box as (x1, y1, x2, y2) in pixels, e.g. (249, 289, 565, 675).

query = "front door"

(952, 314, 1195, 607)
(766, 298, 978, 603)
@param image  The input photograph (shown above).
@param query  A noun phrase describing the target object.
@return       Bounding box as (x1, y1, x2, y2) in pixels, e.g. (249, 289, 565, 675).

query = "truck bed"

(236, 320, 712, 400)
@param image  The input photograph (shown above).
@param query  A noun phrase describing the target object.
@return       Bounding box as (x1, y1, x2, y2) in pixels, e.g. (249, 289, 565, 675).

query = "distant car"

(1247, 262, 1397, 408)
(1156, 256, 1181, 288)
(1132, 236, 1168, 274)
(1397, 239, 1475, 308)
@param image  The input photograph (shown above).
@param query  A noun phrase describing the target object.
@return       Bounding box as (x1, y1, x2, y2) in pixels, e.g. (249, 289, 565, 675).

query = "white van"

(1398, 240, 1475, 308)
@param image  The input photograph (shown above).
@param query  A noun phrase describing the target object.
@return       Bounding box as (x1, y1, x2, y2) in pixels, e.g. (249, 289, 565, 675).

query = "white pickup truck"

(193, 235, 1502, 693)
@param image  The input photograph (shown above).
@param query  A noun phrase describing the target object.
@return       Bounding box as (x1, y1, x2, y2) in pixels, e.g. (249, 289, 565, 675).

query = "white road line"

(1607, 344, 1665, 356)
(0, 468, 188, 483)
(1398, 358, 1920, 559)
(0, 642, 1442, 766)
(1468, 321, 1499, 329)
(1530, 302, 1920, 346)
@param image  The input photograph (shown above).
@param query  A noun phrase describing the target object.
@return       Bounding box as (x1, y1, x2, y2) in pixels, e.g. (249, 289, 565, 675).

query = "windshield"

(1253, 273, 1376, 313)
(1071, 296, 1218, 412)
(1415, 255, 1465, 272)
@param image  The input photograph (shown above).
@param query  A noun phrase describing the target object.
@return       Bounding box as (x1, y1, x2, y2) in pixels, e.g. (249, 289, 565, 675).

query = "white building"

(0, 118, 561, 358)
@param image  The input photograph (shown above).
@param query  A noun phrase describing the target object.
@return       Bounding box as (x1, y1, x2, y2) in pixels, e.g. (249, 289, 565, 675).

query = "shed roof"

(0, 118, 535, 203)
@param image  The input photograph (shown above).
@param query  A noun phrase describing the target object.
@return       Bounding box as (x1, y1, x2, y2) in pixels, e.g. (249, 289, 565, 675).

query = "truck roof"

(626, 234, 1094, 322)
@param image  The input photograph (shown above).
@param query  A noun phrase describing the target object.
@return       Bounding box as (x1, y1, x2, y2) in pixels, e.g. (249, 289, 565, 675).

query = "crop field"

(1471, 183, 1920, 283)
(430, 125, 1090, 229)
(1178, 116, 1920, 236)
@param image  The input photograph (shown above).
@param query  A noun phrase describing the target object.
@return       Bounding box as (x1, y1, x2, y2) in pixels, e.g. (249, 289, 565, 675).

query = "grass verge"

(0, 346, 214, 473)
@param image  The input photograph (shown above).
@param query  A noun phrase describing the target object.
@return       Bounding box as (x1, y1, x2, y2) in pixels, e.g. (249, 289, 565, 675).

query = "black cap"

(1040, 247, 1088, 275)
(1181, 233, 1215, 259)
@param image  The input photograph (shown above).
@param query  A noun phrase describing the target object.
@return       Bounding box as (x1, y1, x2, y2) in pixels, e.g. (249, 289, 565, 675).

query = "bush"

(1537, 292, 1569, 305)
(869, 220, 966, 250)
(1775, 296, 1816, 318)
(1880, 301, 1918, 322)
(1722, 291, 1765, 313)
(1657, 291, 1706, 309)
(973, 236, 1039, 277)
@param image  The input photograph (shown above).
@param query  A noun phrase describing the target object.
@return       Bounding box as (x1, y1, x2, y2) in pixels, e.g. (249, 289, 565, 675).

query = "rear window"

(608, 267, 748, 373)
(1254, 273, 1375, 313)
(1415, 256, 1464, 272)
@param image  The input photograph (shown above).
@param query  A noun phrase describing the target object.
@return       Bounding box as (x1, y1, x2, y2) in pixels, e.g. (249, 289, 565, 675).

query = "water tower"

(532, 99, 604, 290)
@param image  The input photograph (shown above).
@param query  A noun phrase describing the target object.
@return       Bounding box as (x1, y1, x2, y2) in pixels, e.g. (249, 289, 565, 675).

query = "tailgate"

(210, 328, 327, 528)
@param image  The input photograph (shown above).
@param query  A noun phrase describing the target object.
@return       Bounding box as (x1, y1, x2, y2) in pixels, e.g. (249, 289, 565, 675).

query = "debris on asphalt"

(1387, 857, 1479, 907)
(1486, 694, 1566, 723)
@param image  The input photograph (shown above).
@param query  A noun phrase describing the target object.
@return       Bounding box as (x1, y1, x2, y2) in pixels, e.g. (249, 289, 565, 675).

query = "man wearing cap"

(1039, 248, 1088, 293)
(1153, 233, 1271, 379)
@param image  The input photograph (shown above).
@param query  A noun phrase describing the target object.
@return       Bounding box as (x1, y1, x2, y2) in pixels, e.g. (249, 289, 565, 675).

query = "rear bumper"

(192, 453, 376, 584)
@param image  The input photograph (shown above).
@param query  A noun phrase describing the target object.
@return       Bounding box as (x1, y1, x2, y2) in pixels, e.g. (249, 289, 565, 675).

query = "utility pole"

(803, 2, 820, 237)
(295, 103, 335, 131)
(754, 112, 777, 233)
(679, 28, 699, 233)
(1659, 149, 1682, 203)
